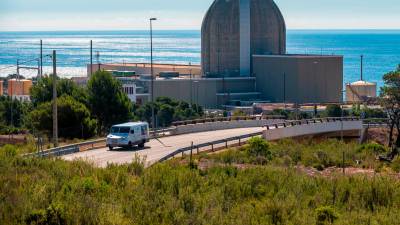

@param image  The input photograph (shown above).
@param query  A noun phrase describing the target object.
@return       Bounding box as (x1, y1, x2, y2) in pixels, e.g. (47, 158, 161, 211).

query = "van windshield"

(110, 127, 131, 134)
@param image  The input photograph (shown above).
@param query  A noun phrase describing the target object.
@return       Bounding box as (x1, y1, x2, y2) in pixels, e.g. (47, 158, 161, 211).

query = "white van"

(106, 122, 150, 150)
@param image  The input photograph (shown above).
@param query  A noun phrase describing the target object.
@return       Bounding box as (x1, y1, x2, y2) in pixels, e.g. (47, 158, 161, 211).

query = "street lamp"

(150, 17, 157, 131)
(341, 90, 346, 142)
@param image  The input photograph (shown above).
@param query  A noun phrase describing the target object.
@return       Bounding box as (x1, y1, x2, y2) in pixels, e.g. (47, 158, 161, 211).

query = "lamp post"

(150, 17, 157, 131)
(189, 62, 193, 105)
(341, 90, 346, 142)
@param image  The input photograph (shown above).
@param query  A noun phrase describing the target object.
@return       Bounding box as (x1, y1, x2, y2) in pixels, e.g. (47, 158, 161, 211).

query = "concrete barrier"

(263, 120, 363, 141)
(172, 119, 284, 135)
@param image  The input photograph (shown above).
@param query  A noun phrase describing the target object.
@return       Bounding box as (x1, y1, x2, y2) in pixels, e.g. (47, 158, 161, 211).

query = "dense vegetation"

(202, 138, 400, 172)
(1, 139, 400, 225)
(2, 71, 203, 139)
(380, 65, 400, 154)
(133, 96, 204, 127)
(0, 96, 31, 134)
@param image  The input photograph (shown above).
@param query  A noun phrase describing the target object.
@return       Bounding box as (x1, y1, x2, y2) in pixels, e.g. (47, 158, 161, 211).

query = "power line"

(0, 65, 17, 72)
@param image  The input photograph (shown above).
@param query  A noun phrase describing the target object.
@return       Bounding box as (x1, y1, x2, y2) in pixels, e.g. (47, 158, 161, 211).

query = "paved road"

(62, 127, 264, 167)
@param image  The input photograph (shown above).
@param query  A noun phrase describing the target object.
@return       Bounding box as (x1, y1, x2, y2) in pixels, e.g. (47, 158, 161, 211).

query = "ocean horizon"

(0, 29, 399, 89)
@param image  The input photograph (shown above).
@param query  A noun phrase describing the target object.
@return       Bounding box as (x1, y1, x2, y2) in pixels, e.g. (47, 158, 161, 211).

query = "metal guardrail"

(158, 131, 264, 163)
(264, 117, 360, 130)
(26, 138, 106, 158)
(27, 117, 373, 159)
(158, 117, 362, 163)
(26, 127, 177, 158)
(171, 115, 284, 127)
(363, 118, 389, 128)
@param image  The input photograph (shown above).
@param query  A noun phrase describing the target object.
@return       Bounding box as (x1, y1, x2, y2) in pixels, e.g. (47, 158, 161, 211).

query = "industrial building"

(346, 80, 377, 103)
(0, 81, 3, 96)
(7, 79, 32, 101)
(87, 0, 344, 109)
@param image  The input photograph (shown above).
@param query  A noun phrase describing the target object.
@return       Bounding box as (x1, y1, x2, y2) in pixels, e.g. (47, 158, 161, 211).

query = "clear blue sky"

(0, 0, 399, 31)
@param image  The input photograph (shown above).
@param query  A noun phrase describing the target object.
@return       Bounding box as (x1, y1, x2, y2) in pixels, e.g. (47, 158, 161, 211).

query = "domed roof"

(350, 80, 377, 86)
(201, 0, 286, 77)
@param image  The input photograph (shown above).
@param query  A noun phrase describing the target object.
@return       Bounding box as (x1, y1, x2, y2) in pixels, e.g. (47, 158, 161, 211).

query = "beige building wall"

(150, 77, 257, 108)
(0, 81, 3, 96)
(253, 55, 343, 103)
(7, 79, 33, 96)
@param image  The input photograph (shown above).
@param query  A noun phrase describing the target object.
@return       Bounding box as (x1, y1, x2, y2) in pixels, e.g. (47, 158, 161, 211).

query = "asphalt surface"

(62, 127, 264, 167)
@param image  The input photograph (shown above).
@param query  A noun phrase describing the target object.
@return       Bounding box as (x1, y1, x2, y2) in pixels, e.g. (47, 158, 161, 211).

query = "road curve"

(62, 127, 264, 167)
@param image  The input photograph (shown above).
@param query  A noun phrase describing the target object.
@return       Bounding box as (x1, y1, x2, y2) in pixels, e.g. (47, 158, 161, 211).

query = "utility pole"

(16, 59, 20, 80)
(189, 62, 193, 105)
(150, 18, 157, 131)
(40, 40, 43, 78)
(52, 50, 58, 147)
(96, 51, 100, 71)
(90, 40, 93, 76)
(360, 55, 364, 81)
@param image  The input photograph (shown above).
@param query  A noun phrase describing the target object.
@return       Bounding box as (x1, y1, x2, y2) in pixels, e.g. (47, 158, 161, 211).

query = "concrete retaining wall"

(172, 119, 283, 136)
(263, 120, 363, 141)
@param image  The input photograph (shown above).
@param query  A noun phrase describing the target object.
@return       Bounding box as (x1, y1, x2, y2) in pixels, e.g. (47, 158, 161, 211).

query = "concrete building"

(201, 0, 286, 77)
(346, 80, 377, 103)
(118, 77, 138, 103)
(253, 55, 343, 103)
(7, 79, 32, 101)
(0, 81, 3, 96)
(86, 0, 343, 108)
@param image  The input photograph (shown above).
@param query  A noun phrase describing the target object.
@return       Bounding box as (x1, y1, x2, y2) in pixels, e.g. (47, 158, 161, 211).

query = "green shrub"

(25, 204, 66, 225)
(2, 144, 17, 157)
(391, 156, 400, 173)
(247, 137, 272, 159)
(315, 206, 339, 225)
(357, 142, 387, 155)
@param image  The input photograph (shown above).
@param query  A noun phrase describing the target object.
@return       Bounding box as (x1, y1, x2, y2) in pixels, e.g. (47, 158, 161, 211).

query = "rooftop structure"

(88, 63, 201, 78)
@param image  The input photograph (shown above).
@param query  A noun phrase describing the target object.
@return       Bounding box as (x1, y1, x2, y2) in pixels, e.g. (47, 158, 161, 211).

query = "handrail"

(25, 138, 106, 158)
(264, 117, 360, 130)
(26, 127, 178, 158)
(158, 131, 264, 163)
(159, 117, 362, 163)
(26, 117, 365, 159)
(172, 115, 284, 127)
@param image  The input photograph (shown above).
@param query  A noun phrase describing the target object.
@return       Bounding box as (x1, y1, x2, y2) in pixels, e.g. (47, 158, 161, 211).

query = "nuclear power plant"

(90, 0, 343, 109)
(202, 0, 286, 77)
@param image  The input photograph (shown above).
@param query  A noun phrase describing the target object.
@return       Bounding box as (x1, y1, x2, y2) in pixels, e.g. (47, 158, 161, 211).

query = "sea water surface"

(0, 30, 399, 88)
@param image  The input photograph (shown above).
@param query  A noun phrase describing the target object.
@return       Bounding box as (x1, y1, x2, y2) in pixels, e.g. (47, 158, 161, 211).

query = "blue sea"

(0, 30, 399, 88)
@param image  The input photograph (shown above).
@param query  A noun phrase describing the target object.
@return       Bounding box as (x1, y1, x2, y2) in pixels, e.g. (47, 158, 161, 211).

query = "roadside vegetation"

(1, 137, 400, 225)
(1, 70, 203, 140)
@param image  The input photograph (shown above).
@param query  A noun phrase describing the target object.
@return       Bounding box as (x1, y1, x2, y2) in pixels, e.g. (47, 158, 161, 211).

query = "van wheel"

(138, 141, 145, 148)
(109, 146, 113, 151)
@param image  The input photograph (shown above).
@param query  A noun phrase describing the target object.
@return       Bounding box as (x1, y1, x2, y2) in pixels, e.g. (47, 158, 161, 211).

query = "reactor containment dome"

(201, 0, 286, 77)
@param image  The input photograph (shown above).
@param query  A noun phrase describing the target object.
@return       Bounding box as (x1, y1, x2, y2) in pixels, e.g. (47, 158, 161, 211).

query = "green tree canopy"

(29, 95, 97, 139)
(134, 97, 203, 127)
(325, 104, 343, 117)
(87, 71, 132, 132)
(380, 65, 400, 154)
(0, 96, 32, 133)
(30, 76, 88, 106)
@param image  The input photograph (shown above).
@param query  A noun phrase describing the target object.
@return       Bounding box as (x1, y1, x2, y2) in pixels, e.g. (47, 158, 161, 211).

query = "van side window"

(130, 129, 134, 134)
(141, 126, 146, 135)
